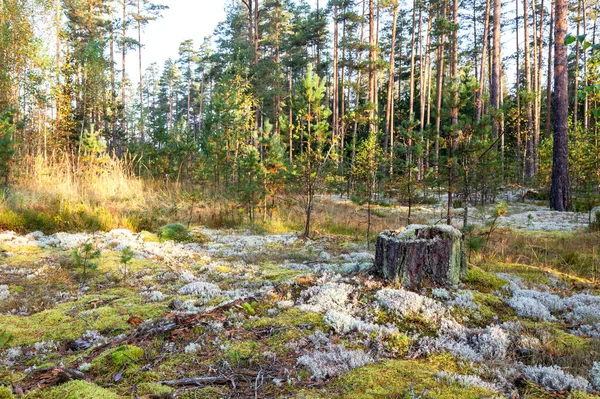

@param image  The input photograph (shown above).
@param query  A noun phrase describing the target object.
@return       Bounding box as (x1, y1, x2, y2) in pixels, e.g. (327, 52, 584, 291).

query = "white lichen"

(436, 371, 498, 391)
(0, 285, 9, 301)
(590, 362, 600, 391)
(448, 290, 479, 311)
(522, 365, 590, 392)
(143, 290, 166, 302)
(375, 288, 446, 322)
(324, 310, 397, 336)
(298, 282, 354, 314)
(297, 344, 374, 380)
(431, 288, 451, 301)
(178, 281, 221, 302)
(184, 342, 202, 354)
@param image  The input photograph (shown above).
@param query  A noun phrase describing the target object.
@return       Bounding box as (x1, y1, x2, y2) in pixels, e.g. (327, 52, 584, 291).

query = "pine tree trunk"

(121, 0, 127, 149)
(524, 0, 534, 178)
(137, 0, 144, 143)
(550, 0, 570, 211)
(434, 0, 447, 177)
(476, 0, 491, 122)
(368, 0, 377, 136)
(545, 0, 553, 139)
(491, 0, 502, 143)
(385, 2, 399, 174)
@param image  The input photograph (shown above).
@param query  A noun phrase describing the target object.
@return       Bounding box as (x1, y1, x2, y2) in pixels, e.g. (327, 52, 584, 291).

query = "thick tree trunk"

(550, 0, 570, 211)
(374, 225, 466, 288)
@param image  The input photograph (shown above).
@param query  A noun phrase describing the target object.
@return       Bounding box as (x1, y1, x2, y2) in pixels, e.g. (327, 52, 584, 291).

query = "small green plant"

(71, 242, 101, 282)
(157, 223, 190, 242)
(484, 201, 507, 245)
(119, 246, 134, 277)
(242, 302, 257, 316)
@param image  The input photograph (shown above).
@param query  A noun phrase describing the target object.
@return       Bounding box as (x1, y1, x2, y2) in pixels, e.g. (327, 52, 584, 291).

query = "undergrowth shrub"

(158, 223, 190, 242)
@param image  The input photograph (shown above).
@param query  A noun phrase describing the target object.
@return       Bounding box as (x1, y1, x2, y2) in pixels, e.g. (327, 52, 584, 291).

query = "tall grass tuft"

(1, 153, 158, 233)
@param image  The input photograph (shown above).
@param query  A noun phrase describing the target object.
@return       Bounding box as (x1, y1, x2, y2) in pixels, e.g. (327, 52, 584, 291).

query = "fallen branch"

(159, 376, 230, 387)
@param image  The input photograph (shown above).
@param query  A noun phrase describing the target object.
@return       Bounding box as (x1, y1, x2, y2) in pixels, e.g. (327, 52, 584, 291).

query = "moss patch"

(24, 381, 120, 399)
(465, 265, 508, 292)
(0, 386, 15, 399)
(304, 359, 496, 399)
(0, 291, 167, 346)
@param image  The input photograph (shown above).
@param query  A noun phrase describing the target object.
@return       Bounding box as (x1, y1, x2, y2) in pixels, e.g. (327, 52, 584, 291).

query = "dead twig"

(159, 376, 230, 387)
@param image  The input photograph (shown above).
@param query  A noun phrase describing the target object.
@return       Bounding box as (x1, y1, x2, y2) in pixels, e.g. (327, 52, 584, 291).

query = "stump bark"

(374, 224, 466, 288)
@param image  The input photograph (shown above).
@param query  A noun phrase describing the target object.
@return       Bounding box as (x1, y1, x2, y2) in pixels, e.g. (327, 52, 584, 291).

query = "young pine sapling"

(72, 242, 101, 282)
(119, 246, 134, 278)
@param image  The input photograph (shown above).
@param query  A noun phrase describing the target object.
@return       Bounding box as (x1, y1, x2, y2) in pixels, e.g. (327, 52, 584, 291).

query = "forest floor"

(0, 196, 600, 398)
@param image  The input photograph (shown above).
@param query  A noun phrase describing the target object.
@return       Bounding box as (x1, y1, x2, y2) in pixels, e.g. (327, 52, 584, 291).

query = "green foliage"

(0, 110, 16, 188)
(71, 242, 101, 282)
(287, 64, 335, 237)
(80, 123, 107, 157)
(119, 246, 134, 277)
(157, 223, 190, 242)
(237, 144, 266, 226)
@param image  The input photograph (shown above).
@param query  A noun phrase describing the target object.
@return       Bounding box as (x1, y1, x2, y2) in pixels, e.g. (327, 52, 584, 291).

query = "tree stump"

(374, 224, 466, 288)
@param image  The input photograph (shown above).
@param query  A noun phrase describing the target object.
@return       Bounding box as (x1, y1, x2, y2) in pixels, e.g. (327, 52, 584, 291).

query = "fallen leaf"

(128, 315, 143, 326)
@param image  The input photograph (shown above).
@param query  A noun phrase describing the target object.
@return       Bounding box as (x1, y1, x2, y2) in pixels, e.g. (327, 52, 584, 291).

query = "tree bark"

(550, 0, 570, 211)
(491, 0, 502, 143)
(385, 1, 399, 174)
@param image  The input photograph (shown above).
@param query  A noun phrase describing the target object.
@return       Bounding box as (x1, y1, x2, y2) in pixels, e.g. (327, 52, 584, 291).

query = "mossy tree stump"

(374, 224, 466, 288)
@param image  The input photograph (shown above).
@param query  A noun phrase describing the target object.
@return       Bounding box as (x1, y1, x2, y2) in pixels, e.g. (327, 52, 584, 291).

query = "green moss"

(464, 291, 515, 326)
(242, 302, 256, 315)
(215, 265, 232, 273)
(255, 262, 305, 283)
(93, 251, 158, 275)
(136, 382, 173, 396)
(482, 262, 551, 285)
(306, 359, 495, 399)
(138, 230, 160, 242)
(465, 266, 508, 292)
(568, 392, 600, 399)
(0, 386, 15, 399)
(225, 340, 261, 365)
(384, 332, 411, 357)
(178, 386, 231, 398)
(92, 345, 145, 373)
(0, 292, 167, 346)
(24, 381, 120, 399)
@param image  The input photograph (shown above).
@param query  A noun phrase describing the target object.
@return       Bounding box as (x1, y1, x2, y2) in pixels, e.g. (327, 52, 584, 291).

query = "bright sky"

(139, 0, 228, 70)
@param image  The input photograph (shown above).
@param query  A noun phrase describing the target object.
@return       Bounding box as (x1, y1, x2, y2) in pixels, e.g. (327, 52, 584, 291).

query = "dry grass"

(1, 153, 182, 233)
(479, 228, 600, 283)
